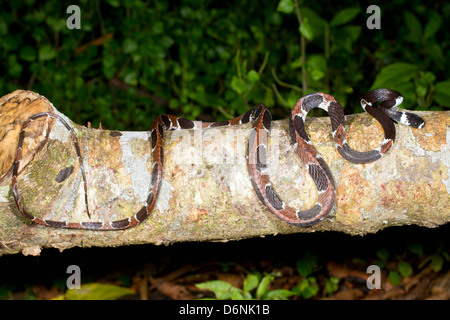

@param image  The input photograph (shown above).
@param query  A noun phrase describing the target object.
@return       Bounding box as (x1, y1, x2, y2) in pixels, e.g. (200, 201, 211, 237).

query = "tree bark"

(0, 90, 449, 256)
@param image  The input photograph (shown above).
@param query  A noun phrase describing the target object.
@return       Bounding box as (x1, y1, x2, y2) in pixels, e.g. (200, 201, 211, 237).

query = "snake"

(11, 89, 425, 230)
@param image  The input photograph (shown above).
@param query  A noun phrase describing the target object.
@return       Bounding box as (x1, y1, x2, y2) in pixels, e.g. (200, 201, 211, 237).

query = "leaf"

(370, 63, 419, 90)
(243, 273, 260, 293)
(416, 83, 427, 98)
(290, 57, 302, 69)
(296, 278, 309, 292)
(256, 275, 273, 299)
(123, 38, 138, 54)
(306, 54, 326, 81)
(152, 21, 164, 35)
(102, 55, 116, 79)
(299, 18, 313, 41)
(0, 19, 7, 36)
(296, 259, 312, 277)
(65, 283, 135, 300)
(102, 54, 115, 68)
(426, 42, 444, 67)
(38, 45, 57, 61)
(188, 90, 226, 107)
(330, 7, 361, 27)
(247, 69, 260, 83)
(265, 289, 296, 300)
(296, 253, 318, 277)
(299, 7, 327, 40)
(331, 25, 362, 53)
(19, 45, 36, 62)
(302, 286, 319, 299)
(424, 11, 443, 39)
(7, 55, 22, 78)
(376, 248, 390, 261)
(231, 76, 247, 95)
(105, 0, 120, 7)
(46, 17, 66, 32)
(2, 34, 22, 52)
(341, 25, 361, 42)
(408, 243, 424, 256)
(423, 71, 436, 84)
(403, 11, 422, 44)
(180, 7, 193, 18)
(196, 280, 240, 300)
(300, 281, 319, 299)
(434, 80, 450, 107)
(230, 291, 245, 300)
(429, 254, 444, 272)
(277, 0, 294, 14)
(123, 70, 138, 86)
(324, 277, 340, 295)
(395, 82, 416, 109)
(388, 271, 402, 286)
(160, 35, 175, 48)
(398, 261, 413, 278)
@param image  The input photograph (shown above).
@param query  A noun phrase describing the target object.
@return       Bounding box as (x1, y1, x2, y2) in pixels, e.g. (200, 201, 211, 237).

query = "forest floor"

(0, 224, 449, 300)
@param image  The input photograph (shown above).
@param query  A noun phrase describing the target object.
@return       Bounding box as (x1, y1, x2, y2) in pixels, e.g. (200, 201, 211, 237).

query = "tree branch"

(0, 90, 449, 256)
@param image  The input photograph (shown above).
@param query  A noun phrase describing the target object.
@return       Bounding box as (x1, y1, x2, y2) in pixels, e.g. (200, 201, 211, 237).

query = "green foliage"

(196, 272, 295, 300)
(0, 284, 15, 299)
(292, 253, 324, 299)
(61, 283, 135, 300)
(376, 248, 390, 261)
(388, 270, 403, 286)
(276, 0, 294, 14)
(0, 1, 447, 132)
(418, 249, 449, 272)
(295, 252, 319, 277)
(397, 261, 413, 278)
(376, 241, 449, 286)
(196, 279, 244, 300)
(291, 276, 319, 299)
(196, 252, 339, 300)
(435, 80, 450, 107)
(323, 276, 340, 295)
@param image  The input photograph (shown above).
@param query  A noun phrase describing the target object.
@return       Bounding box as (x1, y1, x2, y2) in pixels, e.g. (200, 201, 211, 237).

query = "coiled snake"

(11, 89, 425, 230)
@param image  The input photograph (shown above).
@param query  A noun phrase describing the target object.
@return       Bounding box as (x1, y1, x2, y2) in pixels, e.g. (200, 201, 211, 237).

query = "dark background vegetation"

(0, 0, 449, 300)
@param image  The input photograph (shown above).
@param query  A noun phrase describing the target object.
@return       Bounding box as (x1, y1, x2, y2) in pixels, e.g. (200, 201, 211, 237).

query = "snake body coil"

(11, 89, 425, 229)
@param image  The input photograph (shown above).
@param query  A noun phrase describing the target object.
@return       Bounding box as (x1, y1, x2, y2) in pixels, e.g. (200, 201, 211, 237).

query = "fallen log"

(0, 90, 448, 256)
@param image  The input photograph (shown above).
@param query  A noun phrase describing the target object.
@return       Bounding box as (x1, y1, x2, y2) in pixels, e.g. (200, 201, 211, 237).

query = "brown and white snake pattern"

(11, 89, 425, 230)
